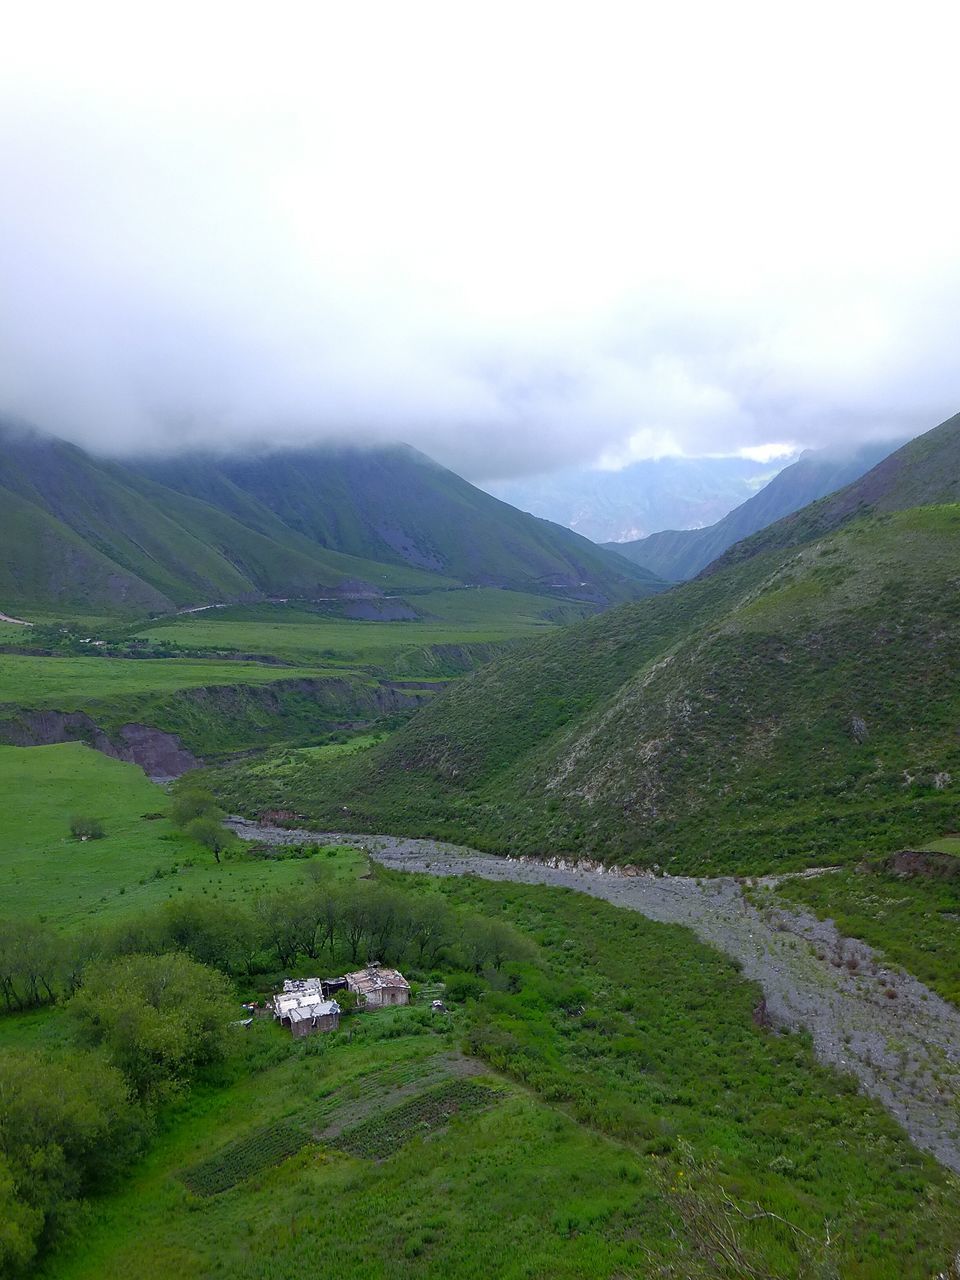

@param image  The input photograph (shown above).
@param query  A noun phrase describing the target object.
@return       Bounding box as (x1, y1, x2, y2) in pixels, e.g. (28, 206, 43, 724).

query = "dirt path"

(228, 819, 960, 1174)
(0, 611, 31, 626)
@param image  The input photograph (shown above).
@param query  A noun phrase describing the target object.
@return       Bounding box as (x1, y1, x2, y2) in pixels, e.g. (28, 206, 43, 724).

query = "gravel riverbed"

(229, 819, 960, 1173)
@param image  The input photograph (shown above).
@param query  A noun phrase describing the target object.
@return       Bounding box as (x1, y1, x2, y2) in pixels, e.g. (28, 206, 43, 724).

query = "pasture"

(0, 744, 364, 927)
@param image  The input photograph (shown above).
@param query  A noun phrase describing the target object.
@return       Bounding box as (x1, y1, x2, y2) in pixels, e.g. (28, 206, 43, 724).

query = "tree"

(169, 786, 222, 829)
(409, 896, 456, 966)
(69, 815, 104, 841)
(0, 1050, 143, 1270)
(70, 952, 234, 1101)
(158, 899, 260, 975)
(461, 917, 533, 973)
(184, 816, 231, 864)
(0, 920, 65, 1011)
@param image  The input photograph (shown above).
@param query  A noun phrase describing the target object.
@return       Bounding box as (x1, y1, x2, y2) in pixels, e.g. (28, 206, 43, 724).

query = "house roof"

(273, 989, 341, 1023)
(282, 978, 325, 995)
(344, 965, 410, 995)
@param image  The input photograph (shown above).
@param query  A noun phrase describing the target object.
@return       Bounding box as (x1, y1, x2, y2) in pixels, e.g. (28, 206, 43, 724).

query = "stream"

(228, 818, 960, 1174)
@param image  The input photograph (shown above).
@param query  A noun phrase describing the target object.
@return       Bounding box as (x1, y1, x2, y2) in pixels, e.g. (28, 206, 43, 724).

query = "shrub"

(69, 815, 105, 841)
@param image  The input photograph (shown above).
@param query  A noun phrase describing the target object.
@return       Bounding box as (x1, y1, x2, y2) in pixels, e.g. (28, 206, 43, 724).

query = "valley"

(2, 413, 960, 1278)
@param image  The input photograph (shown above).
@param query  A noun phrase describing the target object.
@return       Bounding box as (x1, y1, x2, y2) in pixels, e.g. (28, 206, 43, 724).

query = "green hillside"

(707, 410, 960, 575)
(605, 439, 897, 581)
(142, 444, 662, 602)
(0, 426, 661, 616)
(214, 501, 960, 873)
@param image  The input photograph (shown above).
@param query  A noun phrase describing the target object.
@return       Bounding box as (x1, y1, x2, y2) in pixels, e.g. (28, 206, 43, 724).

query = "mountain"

(139, 444, 661, 601)
(706, 410, 960, 574)
(605, 439, 901, 580)
(0, 426, 662, 614)
(217, 410, 960, 875)
(483, 453, 791, 543)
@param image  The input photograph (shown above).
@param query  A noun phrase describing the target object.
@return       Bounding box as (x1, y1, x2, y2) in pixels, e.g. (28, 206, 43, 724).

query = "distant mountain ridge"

(705, 410, 960, 574)
(484, 453, 789, 544)
(605, 439, 902, 581)
(0, 425, 663, 614)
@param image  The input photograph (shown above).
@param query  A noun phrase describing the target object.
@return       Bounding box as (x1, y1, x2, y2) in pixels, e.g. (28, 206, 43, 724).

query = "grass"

(0, 593, 574, 758)
(30, 869, 960, 1279)
(134, 592, 562, 673)
(770, 865, 960, 1006)
(0, 653, 330, 707)
(0, 744, 365, 928)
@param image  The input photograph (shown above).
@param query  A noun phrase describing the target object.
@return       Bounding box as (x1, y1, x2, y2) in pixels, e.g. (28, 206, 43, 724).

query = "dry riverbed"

(229, 819, 960, 1173)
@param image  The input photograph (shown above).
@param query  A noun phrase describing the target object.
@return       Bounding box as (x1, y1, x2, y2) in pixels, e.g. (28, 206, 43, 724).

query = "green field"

(0, 654, 332, 708)
(28, 872, 959, 1280)
(134, 590, 568, 668)
(0, 744, 364, 927)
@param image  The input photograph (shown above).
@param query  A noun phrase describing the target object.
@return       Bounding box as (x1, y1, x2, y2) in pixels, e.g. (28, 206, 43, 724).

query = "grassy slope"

(0, 425, 660, 614)
(0, 433, 457, 614)
(32, 873, 959, 1280)
(212, 507, 960, 873)
(0, 485, 172, 613)
(0, 743, 364, 928)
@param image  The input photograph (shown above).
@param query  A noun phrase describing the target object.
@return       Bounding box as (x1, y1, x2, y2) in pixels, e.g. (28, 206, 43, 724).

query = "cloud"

(0, 1, 958, 479)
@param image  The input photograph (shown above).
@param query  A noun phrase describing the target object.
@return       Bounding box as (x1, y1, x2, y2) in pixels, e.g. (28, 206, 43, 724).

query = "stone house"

(344, 963, 410, 1009)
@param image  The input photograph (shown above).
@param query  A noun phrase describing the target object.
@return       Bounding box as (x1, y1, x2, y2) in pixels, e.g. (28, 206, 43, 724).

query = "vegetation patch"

(771, 865, 960, 1006)
(329, 1078, 498, 1160)
(212, 508, 960, 874)
(181, 1119, 311, 1195)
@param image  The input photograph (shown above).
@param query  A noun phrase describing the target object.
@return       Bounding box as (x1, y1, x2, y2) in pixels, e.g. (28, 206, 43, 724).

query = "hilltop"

(214, 411, 960, 874)
(0, 426, 661, 615)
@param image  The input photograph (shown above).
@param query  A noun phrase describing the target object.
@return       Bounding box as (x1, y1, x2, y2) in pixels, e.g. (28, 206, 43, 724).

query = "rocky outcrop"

(876, 849, 960, 879)
(0, 710, 198, 777)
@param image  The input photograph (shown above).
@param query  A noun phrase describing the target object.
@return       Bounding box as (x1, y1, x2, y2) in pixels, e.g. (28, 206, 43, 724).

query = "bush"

(0, 1049, 145, 1271)
(69, 815, 105, 841)
(70, 952, 235, 1101)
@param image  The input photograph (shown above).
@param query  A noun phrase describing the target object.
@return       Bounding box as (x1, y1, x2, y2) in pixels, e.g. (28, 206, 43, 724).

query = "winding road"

(229, 819, 960, 1174)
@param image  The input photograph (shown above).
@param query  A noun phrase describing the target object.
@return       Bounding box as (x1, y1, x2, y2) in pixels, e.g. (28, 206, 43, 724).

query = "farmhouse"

(345, 963, 410, 1008)
(273, 978, 341, 1037)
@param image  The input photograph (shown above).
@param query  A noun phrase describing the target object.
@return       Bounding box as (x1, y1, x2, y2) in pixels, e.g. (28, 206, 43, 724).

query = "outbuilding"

(273, 979, 341, 1037)
(344, 963, 410, 1009)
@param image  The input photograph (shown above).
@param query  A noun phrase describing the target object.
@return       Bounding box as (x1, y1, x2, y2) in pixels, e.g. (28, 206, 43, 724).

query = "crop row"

(181, 1119, 310, 1195)
(330, 1079, 497, 1160)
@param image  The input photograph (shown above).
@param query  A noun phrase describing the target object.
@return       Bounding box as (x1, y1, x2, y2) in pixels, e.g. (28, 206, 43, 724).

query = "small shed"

(345, 963, 410, 1009)
(273, 979, 341, 1037)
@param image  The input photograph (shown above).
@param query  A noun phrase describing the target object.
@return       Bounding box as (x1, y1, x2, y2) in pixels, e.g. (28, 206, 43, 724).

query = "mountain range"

(484, 453, 790, 543)
(224, 410, 960, 874)
(0, 426, 662, 614)
(603, 439, 901, 580)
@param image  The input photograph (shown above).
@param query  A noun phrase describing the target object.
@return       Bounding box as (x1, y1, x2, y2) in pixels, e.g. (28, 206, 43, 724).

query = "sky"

(1, 1, 958, 481)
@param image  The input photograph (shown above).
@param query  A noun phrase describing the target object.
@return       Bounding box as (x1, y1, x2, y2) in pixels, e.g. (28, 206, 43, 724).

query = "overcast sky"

(1, 1, 958, 480)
